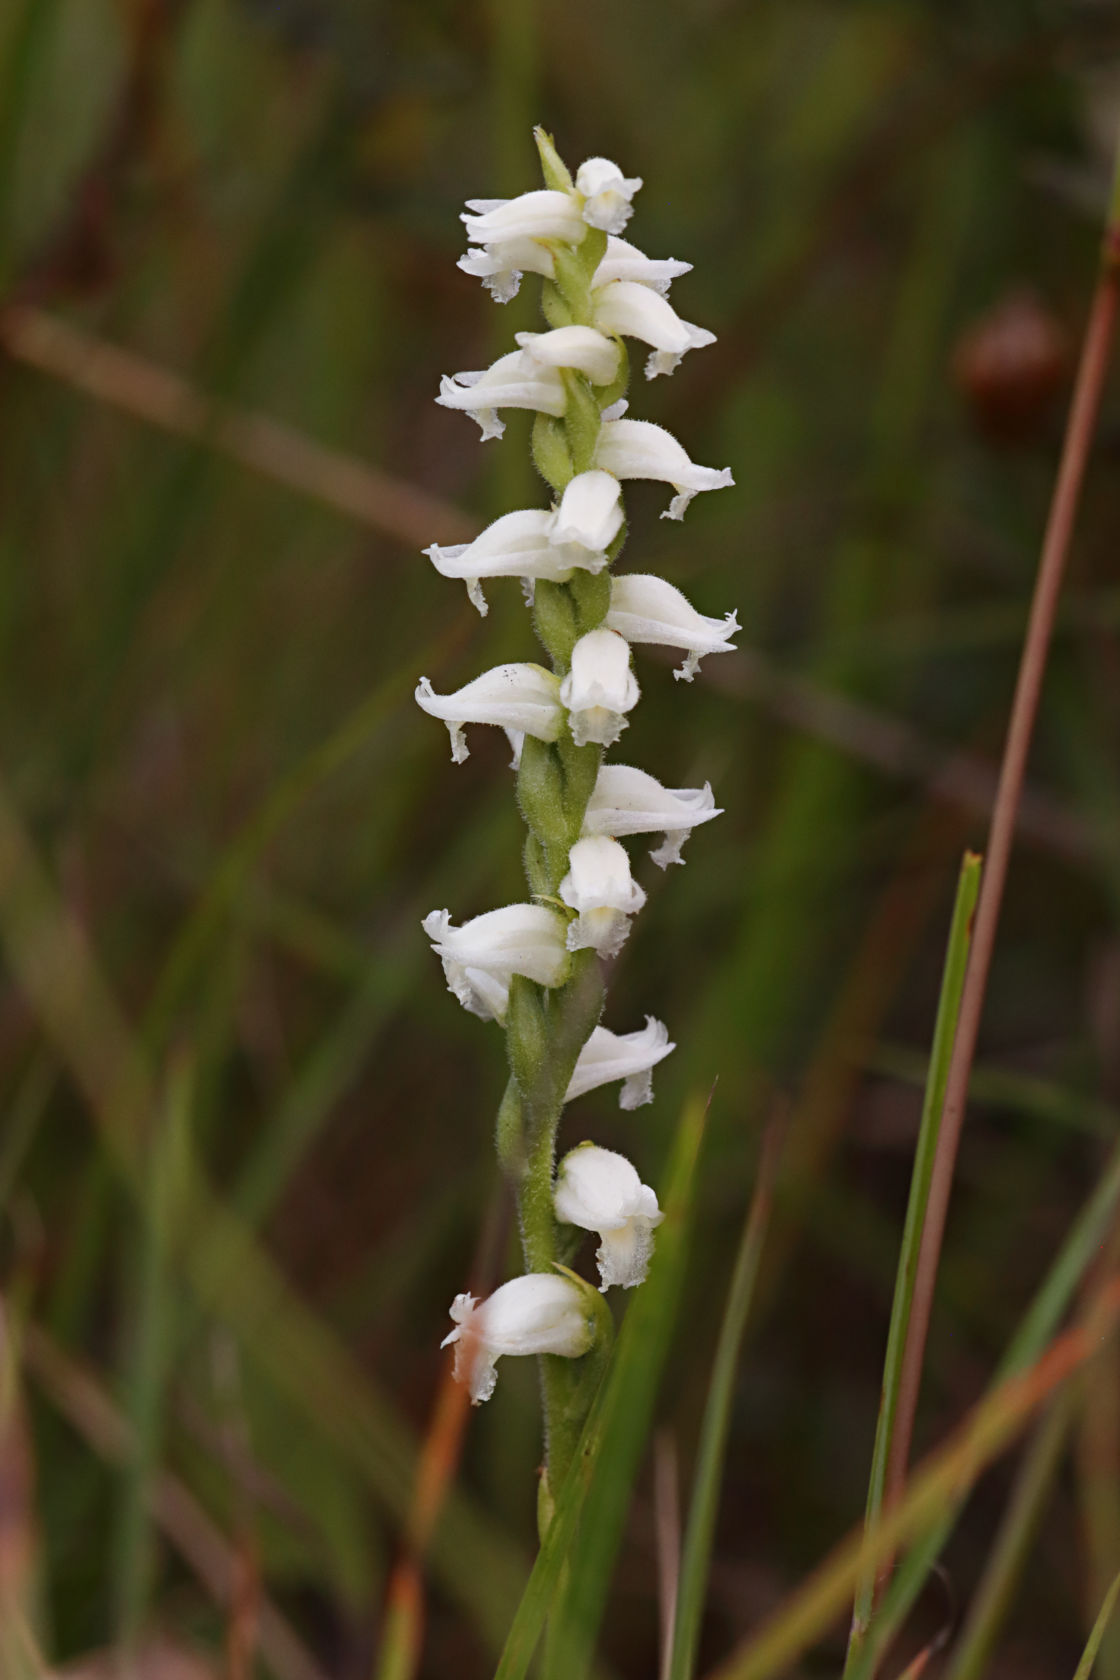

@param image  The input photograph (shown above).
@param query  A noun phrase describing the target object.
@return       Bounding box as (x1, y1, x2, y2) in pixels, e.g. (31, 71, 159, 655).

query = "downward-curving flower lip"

(582, 763, 723, 867)
(605, 573, 740, 681)
(593, 418, 734, 519)
(423, 903, 570, 1021)
(592, 280, 716, 379)
(553, 1144, 663, 1290)
(564, 1017, 676, 1108)
(558, 835, 647, 959)
(415, 663, 564, 762)
(442, 1273, 594, 1403)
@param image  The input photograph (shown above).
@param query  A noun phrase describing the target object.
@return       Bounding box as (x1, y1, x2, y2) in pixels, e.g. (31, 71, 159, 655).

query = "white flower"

(594, 418, 734, 519)
(552, 469, 624, 554)
(516, 326, 621, 386)
(415, 664, 564, 763)
(605, 574, 740, 681)
(436, 350, 567, 440)
(457, 236, 556, 304)
(554, 1145, 663, 1290)
(558, 628, 640, 749)
(422, 904, 569, 1022)
(425, 508, 608, 617)
(591, 236, 692, 296)
(461, 190, 586, 248)
(582, 763, 723, 867)
(442, 1273, 595, 1404)
(592, 281, 715, 379)
(558, 835, 646, 959)
(564, 1017, 676, 1109)
(575, 158, 642, 235)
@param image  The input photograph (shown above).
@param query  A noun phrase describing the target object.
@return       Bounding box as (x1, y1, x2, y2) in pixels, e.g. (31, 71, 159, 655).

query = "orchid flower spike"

(559, 835, 647, 959)
(591, 236, 692, 296)
(575, 157, 643, 234)
(592, 280, 716, 380)
(582, 763, 723, 867)
(558, 628, 640, 749)
(425, 508, 609, 617)
(554, 1144, 663, 1290)
(422, 904, 569, 1021)
(442, 1272, 595, 1404)
(605, 574, 740, 681)
(594, 417, 734, 519)
(564, 1017, 676, 1109)
(415, 664, 563, 763)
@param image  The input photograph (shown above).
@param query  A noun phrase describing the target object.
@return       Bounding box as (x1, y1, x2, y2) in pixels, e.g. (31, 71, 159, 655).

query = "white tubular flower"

(558, 835, 647, 959)
(551, 470, 624, 554)
(436, 350, 566, 440)
(461, 190, 586, 248)
(554, 1145, 663, 1291)
(592, 280, 716, 380)
(564, 1017, 676, 1109)
(442, 1273, 594, 1404)
(582, 763, 723, 867)
(594, 418, 734, 519)
(516, 326, 621, 387)
(457, 236, 555, 305)
(559, 628, 640, 749)
(422, 904, 569, 1022)
(575, 158, 642, 234)
(425, 509, 608, 617)
(605, 574, 740, 682)
(591, 236, 692, 295)
(415, 664, 564, 762)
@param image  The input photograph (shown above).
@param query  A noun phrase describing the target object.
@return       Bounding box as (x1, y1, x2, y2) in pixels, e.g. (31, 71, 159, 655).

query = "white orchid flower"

(575, 158, 642, 235)
(582, 763, 723, 867)
(415, 664, 564, 763)
(516, 326, 621, 386)
(592, 280, 716, 379)
(558, 835, 646, 958)
(457, 235, 556, 304)
(558, 628, 639, 748)
(594, 418, 734, 519)
(436, 350, 567, 440)
(422, 904, 569, 1022)
(605, 574, 740, 681)
(461, 190, 586, 248)
(553, 1144, 663, 1290)
(442, 1273, 594, 1404)
(591, 236, 692, 296)
(551, 469, 624, 554)
(425, 508, 609, 617)
(564, 1017, 676, 1109)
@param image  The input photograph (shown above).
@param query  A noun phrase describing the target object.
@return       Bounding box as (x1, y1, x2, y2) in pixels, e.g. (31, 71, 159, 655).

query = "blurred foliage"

(1, 0, 1120, 1674)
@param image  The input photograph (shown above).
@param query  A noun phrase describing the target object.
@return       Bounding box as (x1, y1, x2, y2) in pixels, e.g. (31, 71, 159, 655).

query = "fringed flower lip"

(422, 904, 570, 1022)
(415, 664, 564, 763)
(442, 1273, 595, 1404)
(605, 573, 740, 681)
(582, 763, 723, 867)
(558, 628, 640, 749)
(558, 835, 647, 959)
(564, 1017, 676, 1109)
(574, 157, 643, 234)
(554, 1144, 664, 1291)
(593, 417, 734, 519)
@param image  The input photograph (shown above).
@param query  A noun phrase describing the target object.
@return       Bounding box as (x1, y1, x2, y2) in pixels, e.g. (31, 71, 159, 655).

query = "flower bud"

(558, 628, 639, 749)
(564, 1017, 675, 1109)
(558, 835, 646, 958)
(442, 1272, 596, 1403)
(554, 1144, 663, 1290)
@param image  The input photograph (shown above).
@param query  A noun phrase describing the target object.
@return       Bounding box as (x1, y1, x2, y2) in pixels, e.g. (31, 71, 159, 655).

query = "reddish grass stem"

(881, 177, 1120, 1566)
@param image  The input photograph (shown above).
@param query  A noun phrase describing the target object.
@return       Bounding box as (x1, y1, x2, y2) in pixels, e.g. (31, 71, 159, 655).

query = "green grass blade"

(1076, 1570, 1120, 1680)
(492, 1089, 711, 1680)
(844, 849, 982, 1668)
(668, 1118, 784, 1680)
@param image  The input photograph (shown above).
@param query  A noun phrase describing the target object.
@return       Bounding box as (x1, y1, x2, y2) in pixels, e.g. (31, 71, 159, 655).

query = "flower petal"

(592, 280, 715, 379)
(591, 236, 692, 295)
(605, 574, 739, 681)
(564, 1017, 676, 1107)
(516, 326, 621, 386)
(582, 763, 723, 865)
(594, 418, 734, 518)
(558, 628, 640, 749)
(575, 158, 642, 234)
(415, 664, 564, 761)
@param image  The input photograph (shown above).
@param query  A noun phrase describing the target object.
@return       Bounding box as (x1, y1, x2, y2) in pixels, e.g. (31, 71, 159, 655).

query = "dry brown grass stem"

(880, 187, 1120, 1578)
(0, 305, 477, 550)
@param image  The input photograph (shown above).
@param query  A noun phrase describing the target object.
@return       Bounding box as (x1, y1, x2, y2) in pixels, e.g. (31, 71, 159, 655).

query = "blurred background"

(2, 0, 1120, 1675)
